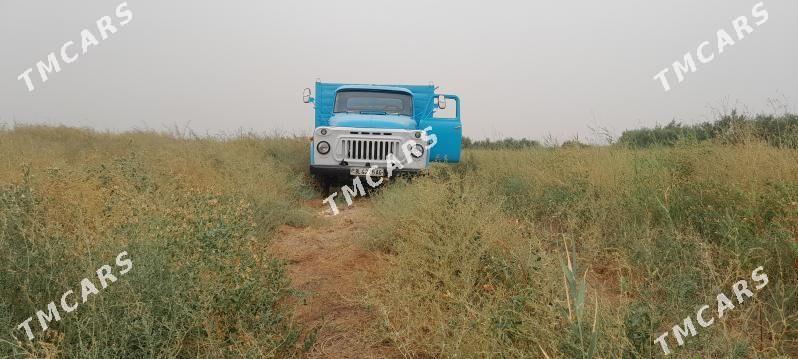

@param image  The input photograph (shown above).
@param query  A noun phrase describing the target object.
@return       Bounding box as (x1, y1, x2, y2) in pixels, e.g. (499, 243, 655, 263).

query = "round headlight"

(320, 128, 328, 136)
(411, 144, 424, 158)
(317, 141, 330, 154)
(414, 131, 422, 139)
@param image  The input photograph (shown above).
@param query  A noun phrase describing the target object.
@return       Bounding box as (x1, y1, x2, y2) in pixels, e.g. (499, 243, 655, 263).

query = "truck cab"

(303, 82, 462, 181)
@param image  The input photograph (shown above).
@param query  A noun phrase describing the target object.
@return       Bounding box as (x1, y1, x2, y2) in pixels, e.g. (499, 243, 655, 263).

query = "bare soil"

(270, 201, 398, 358)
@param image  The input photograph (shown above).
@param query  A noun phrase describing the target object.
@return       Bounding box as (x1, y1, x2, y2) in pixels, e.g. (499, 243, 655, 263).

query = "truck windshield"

(333, 90, 413, 116)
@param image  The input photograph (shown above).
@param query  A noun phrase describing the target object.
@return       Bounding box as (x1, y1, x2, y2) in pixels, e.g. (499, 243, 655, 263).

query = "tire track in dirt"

(270, 201, 398, 358)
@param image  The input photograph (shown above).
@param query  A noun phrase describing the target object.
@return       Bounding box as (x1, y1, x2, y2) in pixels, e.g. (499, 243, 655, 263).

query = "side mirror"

(302, 88, 313, 103)
(437, 95, 447, 110)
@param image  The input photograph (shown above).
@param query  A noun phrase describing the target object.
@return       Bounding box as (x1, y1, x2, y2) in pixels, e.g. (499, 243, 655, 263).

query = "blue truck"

(303, 82, 462, 186)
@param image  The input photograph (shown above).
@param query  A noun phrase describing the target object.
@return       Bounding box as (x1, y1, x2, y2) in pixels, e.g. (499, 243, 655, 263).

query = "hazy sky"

(1, 1, 796, 141)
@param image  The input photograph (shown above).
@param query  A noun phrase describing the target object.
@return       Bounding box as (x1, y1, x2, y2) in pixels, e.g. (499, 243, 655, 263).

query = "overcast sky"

(1, 1, 796, 141)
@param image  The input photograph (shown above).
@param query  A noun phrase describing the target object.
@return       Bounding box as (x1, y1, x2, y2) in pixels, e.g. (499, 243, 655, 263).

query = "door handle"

(454, 126, 462, 129)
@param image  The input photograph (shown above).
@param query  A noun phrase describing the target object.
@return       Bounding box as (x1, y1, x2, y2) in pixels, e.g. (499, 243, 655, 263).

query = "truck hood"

(328, 113, 416, 130)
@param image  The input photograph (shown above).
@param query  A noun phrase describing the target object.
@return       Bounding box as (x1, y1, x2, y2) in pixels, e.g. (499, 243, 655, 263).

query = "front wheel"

(315, 175, 332, 197)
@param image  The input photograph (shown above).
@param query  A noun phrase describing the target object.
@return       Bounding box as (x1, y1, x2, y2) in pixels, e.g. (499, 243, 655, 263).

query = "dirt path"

(270, 201, 398, 358)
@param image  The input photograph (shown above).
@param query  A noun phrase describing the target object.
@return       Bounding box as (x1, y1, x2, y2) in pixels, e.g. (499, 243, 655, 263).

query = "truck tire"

(321, 176, 332, 197)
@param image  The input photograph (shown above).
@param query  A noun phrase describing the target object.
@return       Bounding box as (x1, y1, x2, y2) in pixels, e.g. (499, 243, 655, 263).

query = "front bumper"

(310, 165, 421, 178)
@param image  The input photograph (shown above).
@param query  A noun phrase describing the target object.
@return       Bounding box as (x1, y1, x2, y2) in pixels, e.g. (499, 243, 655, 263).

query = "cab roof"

(335, 85, 413, 95)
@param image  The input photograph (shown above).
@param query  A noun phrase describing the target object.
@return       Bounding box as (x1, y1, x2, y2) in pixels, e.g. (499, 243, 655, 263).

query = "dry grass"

(365, 142, 798, 358)
(0, 125, 315, 357)
(2, 124, 796, 358)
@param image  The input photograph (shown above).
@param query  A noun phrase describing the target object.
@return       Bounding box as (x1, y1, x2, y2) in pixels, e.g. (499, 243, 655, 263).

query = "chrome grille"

(340, 139, 400, 161)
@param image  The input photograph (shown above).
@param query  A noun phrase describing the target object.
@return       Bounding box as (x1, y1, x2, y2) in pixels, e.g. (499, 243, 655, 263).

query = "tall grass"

(3, 123, 796, 358)
(365, 141, 798, 357)
(0, 126, 314, 357)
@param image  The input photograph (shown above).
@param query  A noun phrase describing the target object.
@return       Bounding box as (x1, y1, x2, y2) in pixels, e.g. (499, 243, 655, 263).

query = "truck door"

(419, 94, 462, 163)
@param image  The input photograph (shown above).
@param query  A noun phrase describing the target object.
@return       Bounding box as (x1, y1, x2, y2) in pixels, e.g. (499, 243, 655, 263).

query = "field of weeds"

(0, 126, 314, 357)
(1, 124, 797, 358)
(366, 142, 798, 357)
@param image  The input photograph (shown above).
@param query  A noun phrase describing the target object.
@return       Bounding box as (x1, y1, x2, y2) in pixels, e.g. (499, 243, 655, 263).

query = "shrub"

(618, 111, 798, 148)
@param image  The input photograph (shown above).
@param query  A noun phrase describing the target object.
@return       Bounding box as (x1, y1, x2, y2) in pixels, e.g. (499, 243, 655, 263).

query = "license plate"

(350, 167, 385, 176)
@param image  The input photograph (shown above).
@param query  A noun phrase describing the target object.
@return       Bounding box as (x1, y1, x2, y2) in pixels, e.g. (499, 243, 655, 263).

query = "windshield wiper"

(359, 110, 388, 115)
